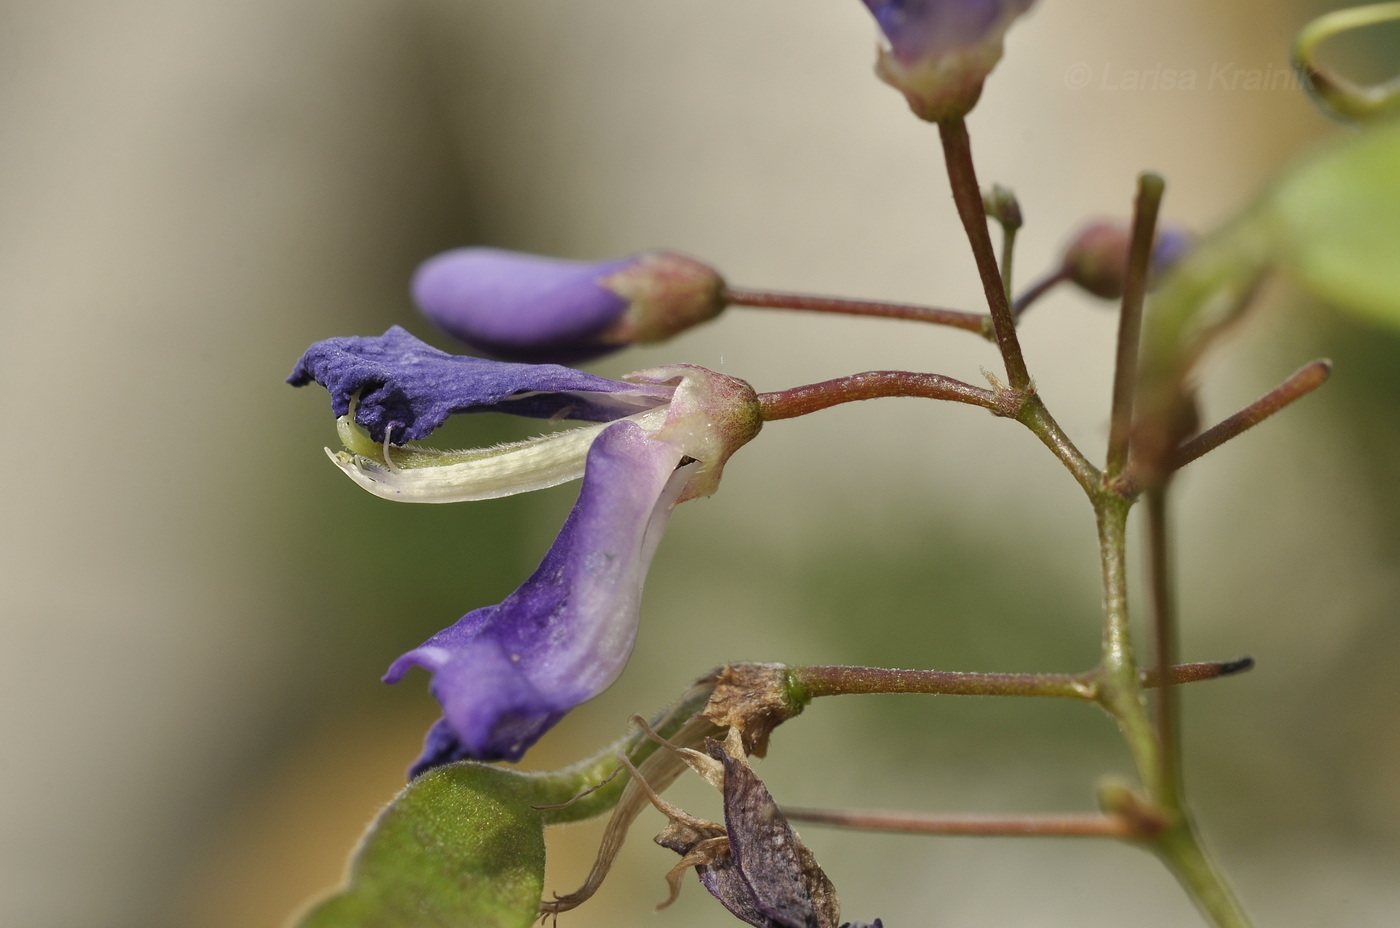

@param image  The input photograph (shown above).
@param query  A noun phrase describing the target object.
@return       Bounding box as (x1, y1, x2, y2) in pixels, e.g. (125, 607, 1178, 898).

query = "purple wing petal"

(384, 421, 691, 769)
(287, 325, 670, 442)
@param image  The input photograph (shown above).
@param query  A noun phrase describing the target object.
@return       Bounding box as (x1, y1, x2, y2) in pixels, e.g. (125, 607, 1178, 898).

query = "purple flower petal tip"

(287, 325, 669, 442)
(413, 249, 636, 363)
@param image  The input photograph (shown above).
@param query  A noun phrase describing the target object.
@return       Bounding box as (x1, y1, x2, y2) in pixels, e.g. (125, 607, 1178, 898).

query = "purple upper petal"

(864, 0, 1001, 59)
(287, 325, 670, 442)
(863, 0, 1038, 63)
(383, 421, 691, 771)
(413, 248, 636, 362)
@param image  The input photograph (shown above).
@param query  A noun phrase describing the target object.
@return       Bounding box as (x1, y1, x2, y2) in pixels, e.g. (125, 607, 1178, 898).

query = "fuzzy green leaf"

(1269, 118, 1400, 326)
(295, 764, 546, 928)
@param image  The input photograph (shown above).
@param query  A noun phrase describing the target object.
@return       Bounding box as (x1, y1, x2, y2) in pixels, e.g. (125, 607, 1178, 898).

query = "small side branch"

(757, 371, 1015, 421)
(788, 660, 1251, 703)
(1170, 360, 1332, 471)
(1116, 360, 1332, 497)
(781, 808, 1154, 839)
(1012, 268, 1069, 321)
(724, 287, 990, 337)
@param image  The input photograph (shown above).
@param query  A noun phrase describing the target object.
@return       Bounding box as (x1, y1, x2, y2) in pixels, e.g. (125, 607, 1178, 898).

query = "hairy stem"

(1171, 359, 1332, 470)
(789, 660, 1251, 703)
(724, 287, 991, 337)
(782, 808, 1150, 838)
(756, 371, 1014, 421)
(939, 118, 1032, 389)
(1094, 495, 1254, 928)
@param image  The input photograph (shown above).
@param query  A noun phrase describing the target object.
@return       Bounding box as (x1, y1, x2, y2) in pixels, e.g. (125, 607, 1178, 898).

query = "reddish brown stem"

(938, 118, 1032, 389)
(756, 371, 1014, 421)
(1116, 361, 1333, 498)
(1171, 359, 1333, 471)
(789, 659, 1251, 703)
(724, 287, 990, 337)
(1011, 267, 1069, 321)
(780, 808, 1152, 839)
(1107, 173, 1166, 477)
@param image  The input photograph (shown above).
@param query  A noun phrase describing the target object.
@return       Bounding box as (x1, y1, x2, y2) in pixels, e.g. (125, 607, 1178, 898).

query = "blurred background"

(2, 1, 1397, 926)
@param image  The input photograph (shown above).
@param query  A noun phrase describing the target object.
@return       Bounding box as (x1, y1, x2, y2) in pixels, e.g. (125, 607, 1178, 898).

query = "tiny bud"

(412, 247, 724, 363)
(1062, 220, 1193, 300)
(983, 183, 1022, 231)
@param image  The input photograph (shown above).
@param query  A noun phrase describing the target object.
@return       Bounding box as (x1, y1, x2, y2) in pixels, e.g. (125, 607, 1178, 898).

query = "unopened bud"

(983, 183, 1023, 231)
(412, 248, 725, 363)
(1062, 221, 1193, 300)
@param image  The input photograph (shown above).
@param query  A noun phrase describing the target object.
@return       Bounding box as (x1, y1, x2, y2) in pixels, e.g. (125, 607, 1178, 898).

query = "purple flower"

(384, 422, 692, 771)
(860, 0, 1038, 121)
(413, 248, 726, 363)
(289, 327, 762, 771)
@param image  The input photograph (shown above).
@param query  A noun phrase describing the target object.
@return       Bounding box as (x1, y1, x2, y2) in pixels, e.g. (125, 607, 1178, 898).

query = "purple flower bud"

(412, 248, 726, 363)
(860, 0, 1038, 121)
(1062, 220, 1195, 300)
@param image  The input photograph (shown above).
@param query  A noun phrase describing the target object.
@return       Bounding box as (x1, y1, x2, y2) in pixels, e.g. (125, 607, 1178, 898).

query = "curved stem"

(1294, 2, 1400, 123)
(1018, 394, 1102, 499)
(756, 370, 1015, 421)
(725, 287, 991, 337)
(1012, 268, 1069, 321)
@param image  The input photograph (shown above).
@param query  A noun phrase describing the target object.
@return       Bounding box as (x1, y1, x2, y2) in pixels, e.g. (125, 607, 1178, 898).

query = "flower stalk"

(939, 117, 1033, 390)
(1106, 173, 1166, 478)
(756, 371, 1014, 421)
(783, 807, 1151, 839)
(788, 659, 1250, 703)
(724, 286, 991, 336)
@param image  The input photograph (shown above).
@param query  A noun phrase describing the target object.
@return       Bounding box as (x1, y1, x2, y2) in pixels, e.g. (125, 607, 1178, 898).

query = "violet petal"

(287, 325, 670, 442)
(384, 421, 690, 769)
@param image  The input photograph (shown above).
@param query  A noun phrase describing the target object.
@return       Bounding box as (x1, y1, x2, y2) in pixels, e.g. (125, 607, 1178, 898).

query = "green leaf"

(1139, 119, 1400, 422)
(295, 764, 546, 928)
(1268, 118, 1400, 327)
